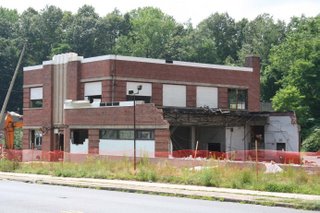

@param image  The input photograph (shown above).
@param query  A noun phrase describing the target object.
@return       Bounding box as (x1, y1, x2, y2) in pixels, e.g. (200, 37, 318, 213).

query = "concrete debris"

(264, 161, 283, 173)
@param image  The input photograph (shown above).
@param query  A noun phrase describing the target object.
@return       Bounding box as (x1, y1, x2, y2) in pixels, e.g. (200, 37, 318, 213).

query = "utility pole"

(0, 43, 26, 123)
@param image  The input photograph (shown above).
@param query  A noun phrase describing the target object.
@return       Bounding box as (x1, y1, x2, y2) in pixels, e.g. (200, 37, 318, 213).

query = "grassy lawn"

(0, 157, 319, 195)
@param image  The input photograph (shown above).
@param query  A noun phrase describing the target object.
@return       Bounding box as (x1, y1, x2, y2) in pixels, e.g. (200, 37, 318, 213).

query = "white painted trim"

(82, 55, 114, 63)
(23, 126, 43, 129)
(23, 84, 43, 88)
(174, 61, 252, 72)
(67, 125, 169, 129)
(23, 65, 43, 71)
(24, 54, 253, 72)
(80, 77, 112, 82)
(82, 55, 253, 72)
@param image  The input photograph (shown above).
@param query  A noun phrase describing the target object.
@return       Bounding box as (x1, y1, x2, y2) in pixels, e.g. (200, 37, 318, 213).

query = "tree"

(66, 5, 99, 57)
(0, 8, 21, 113)
(302, 127, 320, 152)
(114, 7, 179, 58)
(38, 6, 64, 59)
(272, 85, 309, 125)
(268, 16, 320, 117)
(94, 9, 131, 55)
(194, 13, 238, 64)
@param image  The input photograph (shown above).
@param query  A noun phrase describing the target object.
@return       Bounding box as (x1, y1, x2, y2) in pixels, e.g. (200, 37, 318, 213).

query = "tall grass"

(0, 157, 319, 195)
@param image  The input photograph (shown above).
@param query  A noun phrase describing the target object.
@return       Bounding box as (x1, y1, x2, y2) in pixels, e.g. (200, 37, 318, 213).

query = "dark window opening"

(100, 129, 154, 140)
(228, 89, 248, 110)
(250, 126, 264, 149)
(30, 100, 43, 108)
(126, 95, 151, 103)
(72, 129, 88, 145)
(30, 130, 42, 150)
(277, 143, 286, 151)
(85, 95, 101, 103)
(208, 143, 221, 152)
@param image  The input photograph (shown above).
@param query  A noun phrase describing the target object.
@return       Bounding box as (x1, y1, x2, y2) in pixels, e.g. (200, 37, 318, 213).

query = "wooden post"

(194, 140, 199, 158)
(0, 44, 26, 123)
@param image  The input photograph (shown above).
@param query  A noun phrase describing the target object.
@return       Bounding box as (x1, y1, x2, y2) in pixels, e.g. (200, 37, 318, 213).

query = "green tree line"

(0, 5, 319, 151)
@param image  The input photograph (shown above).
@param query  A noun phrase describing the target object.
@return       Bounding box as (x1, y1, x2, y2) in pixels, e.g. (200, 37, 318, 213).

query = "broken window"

(30, 130, 42, 150)
(228, 89, 247, 110)
(84, 82, 102, 103)
(126, 82, 152, 103)
(100, 129, 154, 140)
(30, 87, 43, 108)
(71, 129, 88, 145)
(277, 143, 286, 151)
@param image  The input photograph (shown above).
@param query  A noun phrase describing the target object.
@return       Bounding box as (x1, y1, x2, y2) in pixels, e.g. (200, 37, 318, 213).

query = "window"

(84, 82, 102, 103)
(71, 129, 88, 145)
(228, 89, 247, 110)
(30, 87, 43, 108)
(163, 84, 186, 107)
(126, 82, 152, 103)
(196, 86, 218, 108)
(30, 130, 42, 150)
(100, 129, 154, 140)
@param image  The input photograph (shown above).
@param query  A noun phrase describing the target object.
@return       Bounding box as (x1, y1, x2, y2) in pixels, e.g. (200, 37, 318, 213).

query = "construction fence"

(0, 146, 319, 166)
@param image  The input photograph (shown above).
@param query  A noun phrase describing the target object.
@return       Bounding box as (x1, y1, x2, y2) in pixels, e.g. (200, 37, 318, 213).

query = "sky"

(0, 0, 319, 26)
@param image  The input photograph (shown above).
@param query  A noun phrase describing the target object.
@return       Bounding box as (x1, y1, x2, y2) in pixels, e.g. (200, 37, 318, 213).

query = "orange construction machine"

(3, 112, 23, 149)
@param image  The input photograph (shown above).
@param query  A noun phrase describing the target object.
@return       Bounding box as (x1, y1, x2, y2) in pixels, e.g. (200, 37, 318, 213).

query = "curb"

(0, 172, 319, 210)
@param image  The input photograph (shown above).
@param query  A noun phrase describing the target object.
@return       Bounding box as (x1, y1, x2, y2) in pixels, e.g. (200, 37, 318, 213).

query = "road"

(0, 180, 312, 213)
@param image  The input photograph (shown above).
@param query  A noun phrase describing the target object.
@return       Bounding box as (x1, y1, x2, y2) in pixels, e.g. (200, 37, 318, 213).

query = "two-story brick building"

(22, 53, 299, 158)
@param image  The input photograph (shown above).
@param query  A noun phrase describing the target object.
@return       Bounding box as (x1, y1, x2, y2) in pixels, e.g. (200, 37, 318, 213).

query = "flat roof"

(23, 54, 253, 72)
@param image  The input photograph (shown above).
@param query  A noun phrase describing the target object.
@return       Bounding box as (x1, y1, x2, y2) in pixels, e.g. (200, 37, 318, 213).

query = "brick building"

(22, 53, 299, 158)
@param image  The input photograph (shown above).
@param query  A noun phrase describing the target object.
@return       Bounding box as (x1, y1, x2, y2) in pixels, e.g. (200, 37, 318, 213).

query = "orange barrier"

(0, 149, 319, 165)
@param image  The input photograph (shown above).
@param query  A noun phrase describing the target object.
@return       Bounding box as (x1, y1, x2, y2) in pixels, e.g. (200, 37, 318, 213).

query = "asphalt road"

(0, 180, 313, 213)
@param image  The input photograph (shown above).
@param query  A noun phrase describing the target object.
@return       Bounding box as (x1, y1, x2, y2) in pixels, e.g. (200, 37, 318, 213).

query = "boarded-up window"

(196, 86, 218, 108)
(84, 82, 102, 103)
(163, 84, 186, 107)
(126, 82, 152, 103)
(30, 87, 43, 108)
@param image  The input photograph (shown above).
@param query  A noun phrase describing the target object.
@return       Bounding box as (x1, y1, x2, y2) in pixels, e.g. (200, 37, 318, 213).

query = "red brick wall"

(218, 87, 228, 109)
(106, 58, 260, 111)
(152, 83, 162, 106)
(245, 56, 260, 112)
(113, 80, 126, 102)
(81, 60, 111, 79)
(186, 85, 196, 107)
(102, 80, 112, 102)
(155, 129, 170, 157)
(66, 61, 81, 100)
(23, 64, 54, 151)
(65, 104, 168, 127)
(88, 129, 99, 154)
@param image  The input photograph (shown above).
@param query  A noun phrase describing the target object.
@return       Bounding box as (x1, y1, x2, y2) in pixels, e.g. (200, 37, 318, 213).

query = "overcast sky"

(0, 0, 319, 25)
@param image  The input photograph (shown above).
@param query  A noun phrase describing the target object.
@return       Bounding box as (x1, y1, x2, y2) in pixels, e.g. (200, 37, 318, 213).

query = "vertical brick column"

(23, 88, 30, 108)
(64, 128, 70, 153)
(186, 85, 196, 107)
(88, 129, 99, 154)
(245, 56, 261, 112)
(114, 80, 126, 102)
(155, 129, 170, 157)
(22, 129, 30, 149)
(102, 80, 112, 102)
(218, 87, 228, 109)
(152, 83, 162, 106)
(42, 130, 53, 152)
(66, 61, 81, 100)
